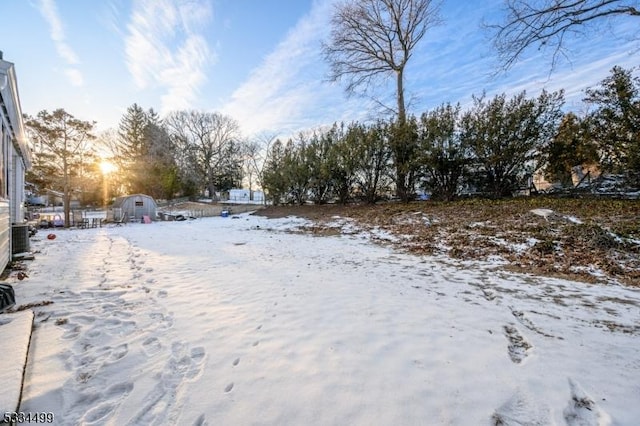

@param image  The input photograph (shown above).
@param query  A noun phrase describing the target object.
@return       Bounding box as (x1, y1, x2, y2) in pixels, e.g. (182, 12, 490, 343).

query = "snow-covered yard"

(10, 212, 640, 425)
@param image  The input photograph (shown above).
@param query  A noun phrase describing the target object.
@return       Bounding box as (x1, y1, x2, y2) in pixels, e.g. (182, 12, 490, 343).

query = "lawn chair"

(113, 210, 128, 226)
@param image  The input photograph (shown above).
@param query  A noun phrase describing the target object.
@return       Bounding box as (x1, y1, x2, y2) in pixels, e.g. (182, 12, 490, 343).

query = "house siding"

(0, 101, 9, 271)
(1, 55, 31, 272)
(0, 200, 10, 271)
(11, 151, 27, 223)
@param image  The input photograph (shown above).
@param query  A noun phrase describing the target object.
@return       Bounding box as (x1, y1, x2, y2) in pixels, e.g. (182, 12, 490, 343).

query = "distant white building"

(252, 191, 264, 202)
(227, 189, 265, 204)
(0, 52, 32, 269)
(228, 189, 250, 202)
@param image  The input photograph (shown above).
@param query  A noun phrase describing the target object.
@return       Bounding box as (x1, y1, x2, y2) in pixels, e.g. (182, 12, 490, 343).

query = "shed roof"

(112, 194, 157, 208)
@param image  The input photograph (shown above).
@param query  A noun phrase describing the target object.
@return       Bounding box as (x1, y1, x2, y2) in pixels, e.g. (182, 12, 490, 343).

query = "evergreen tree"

(544, 112, 598, 187)
(353, 121, 393, 203)
(331, 122, 360, 204)
(115, 104, 182, 199)
(418, 104, 468, 201)
(389, 116, 420, 200)
(584, 66, 640, 184)
(262, 139, 287, 205)
(461, 90, 564, 197)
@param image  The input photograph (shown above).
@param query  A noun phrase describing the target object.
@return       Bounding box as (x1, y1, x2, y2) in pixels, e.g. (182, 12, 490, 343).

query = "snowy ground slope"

(11, 213, 640, 425)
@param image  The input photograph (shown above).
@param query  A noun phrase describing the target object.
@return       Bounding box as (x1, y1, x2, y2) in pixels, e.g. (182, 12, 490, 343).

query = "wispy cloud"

(125, 0, 214, 114)
(222, 0, 367, 137)
(36, 0, 84, 86)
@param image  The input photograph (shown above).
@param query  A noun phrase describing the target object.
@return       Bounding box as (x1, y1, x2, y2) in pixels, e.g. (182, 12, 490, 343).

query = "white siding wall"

(10, 150, 26, 223)
(1, 57, 31, 271)
(0, 200, 9, 270)
(0, 109, 9, 271)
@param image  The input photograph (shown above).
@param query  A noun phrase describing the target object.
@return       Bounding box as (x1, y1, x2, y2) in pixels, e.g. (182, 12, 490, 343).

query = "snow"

(530, 209, 584, 225)
(564, 215, 583, 225)
(530, 208, 555, 220)
(7, 213, 640, 425)
(0, 310, 33, 413)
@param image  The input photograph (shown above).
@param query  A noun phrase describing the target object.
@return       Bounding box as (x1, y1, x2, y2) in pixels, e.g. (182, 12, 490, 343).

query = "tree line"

(23, 64, 639, 222)
(262, 66, 639, 204)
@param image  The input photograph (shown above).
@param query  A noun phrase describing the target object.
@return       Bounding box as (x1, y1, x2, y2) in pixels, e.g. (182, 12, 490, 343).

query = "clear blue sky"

(1, 0, 637, 138)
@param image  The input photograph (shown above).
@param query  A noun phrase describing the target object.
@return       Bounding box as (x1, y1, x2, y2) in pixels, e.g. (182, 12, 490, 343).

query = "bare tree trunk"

(395, 67, 410, 201)
(63, 159, 71, 228)
(397, 68, 406, 124)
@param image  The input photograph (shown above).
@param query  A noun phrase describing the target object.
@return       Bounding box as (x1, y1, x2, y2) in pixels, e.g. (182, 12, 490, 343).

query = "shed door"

(134, 199, 145, 219)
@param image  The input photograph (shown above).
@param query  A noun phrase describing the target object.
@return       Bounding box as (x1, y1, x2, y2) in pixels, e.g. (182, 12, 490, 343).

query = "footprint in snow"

(103, 320, 136, 336)
(86, 329, 102, 339)
(186, 346, 207, 379)
(564, 378, 611, 426)
(191, 346, 206, 363)
(482, 288, 497, 301)
(492, 390, 550, 425)
(81, 382, 133, 425)
(104, 381, 134, 399)
(62, 325, 82, 340)
(511, 308, 556, 338)
(166, 342, 207, 380)
(192, 414, 207, 426)
(82, 401, 118, 425)
(503, 325, 531, 364)
(142, 336, 162, 357)
(103, 318, 122, 328)
(107, 343, 129, 363)
(71, 315, 96, 325)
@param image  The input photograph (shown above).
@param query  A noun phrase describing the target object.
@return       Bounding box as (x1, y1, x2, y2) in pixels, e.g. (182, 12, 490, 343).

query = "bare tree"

(244, 132, 277, 203)
(323, 0, 441, 200)
(164, 111, 242, 199)
(489, 0, 640, 71)
(323, 0, 442, 123)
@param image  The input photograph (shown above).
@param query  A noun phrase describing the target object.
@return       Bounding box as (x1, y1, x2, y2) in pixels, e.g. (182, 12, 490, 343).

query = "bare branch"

(323, 0, 442, 119)
(488, 0, 640, 71)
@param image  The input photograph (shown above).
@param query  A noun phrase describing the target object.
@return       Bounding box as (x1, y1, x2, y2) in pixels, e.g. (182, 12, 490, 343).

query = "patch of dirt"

(253, 198, 640, 286)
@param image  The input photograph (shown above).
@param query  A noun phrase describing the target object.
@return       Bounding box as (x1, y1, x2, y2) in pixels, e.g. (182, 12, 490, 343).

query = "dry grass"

(255, 197, 640, 286)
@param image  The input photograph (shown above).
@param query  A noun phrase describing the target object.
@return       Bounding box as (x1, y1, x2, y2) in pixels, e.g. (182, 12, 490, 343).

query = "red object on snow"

(47, 233, 56, 240)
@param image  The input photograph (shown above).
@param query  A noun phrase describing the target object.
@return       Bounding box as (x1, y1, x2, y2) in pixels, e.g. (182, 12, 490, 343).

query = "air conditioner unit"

(11, 224, 30, 254)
